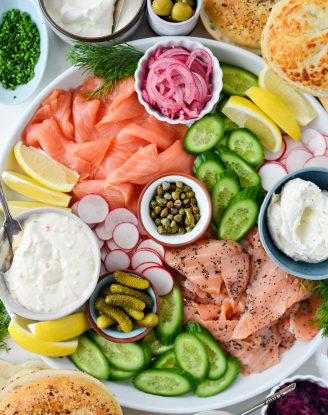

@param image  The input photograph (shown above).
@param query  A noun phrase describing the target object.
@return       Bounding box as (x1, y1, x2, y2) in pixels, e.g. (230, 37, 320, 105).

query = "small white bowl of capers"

(147, 0, 202, 36)
(138, 173, 212, 247)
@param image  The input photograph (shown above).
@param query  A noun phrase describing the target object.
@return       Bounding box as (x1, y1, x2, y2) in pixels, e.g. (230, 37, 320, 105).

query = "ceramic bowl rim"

(146, 0, 202, 27)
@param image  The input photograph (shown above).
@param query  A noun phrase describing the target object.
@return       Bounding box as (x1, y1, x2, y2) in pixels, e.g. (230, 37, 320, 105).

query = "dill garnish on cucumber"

(67, 40, 143, 98)
(0, 300, 10, 351)
(313, 280, 328, 337)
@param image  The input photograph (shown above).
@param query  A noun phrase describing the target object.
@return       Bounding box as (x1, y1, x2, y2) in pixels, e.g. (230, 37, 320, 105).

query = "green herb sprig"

(0, 300, 10, 351)
(313, 280, 328, 337)
(67, 41, 144, 98)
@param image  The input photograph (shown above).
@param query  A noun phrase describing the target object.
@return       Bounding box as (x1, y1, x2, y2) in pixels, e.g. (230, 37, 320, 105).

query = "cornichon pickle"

(105, 294, 146, 311)
(95, 298, 133, 332)
(113, 271, 149, 290)
(96, 314, 115, 329)
(123, 307, 145, 321)
(110, 283, 153, 308)
(135, 313, 159, 328)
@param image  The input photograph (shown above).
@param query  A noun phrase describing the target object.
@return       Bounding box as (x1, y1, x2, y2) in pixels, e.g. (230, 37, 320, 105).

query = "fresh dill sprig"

(0, 300, 10, 351)
(66, 40, 144, 98)
(313, 280, 328, 337)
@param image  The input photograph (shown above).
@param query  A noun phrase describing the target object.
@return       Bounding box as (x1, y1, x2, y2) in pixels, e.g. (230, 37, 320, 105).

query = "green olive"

(152, 0, 173, 16)
(171, 2, 192, 21)
(177, 0, 194, 6)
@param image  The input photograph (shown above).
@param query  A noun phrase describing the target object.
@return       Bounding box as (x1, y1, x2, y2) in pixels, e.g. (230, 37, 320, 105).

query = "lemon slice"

(9, 316, 78, 357)
(222, 96, 282, 153)
(0, 200, 71, 217)
(14, 142, 79, 192)
(28, 312, 89, 342)
(259, 67, 317, 126)
(246, 86, 301, 141)
(2, 171, 71, 207)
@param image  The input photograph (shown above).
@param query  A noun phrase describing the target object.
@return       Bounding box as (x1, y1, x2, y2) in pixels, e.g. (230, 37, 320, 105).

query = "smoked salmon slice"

(72, 94, 101, 142)
(292, 294, 321, 341)
(221, 253, 250, 300)
(159, 140, 195, 175)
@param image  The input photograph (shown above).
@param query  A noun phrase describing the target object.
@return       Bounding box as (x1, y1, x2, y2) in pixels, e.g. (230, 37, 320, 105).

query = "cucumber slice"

(156, 281, 183, 345)
(141, 341, 152, 368)
(227, 128, 264, 168)
(142, 331, 174, 356)
(193, 152, 225, 192)
(215, 133, 229, 149)
(218, 187, 263, 241)
(108, 367, 136, 381)
(133, 368, 194, 396)
(70, 334, 110, 380)
(195, 357, 240, 397)
(211, 170, 240, 225)
(89, 331, 146, 372)
(184, 114, 225, 154)
(221, 63, 258, 97)
(185, 321, 227, 380)
(216, 95, 229, 113)
(223, 116, 238, 133)
(216, 147, 261, 188)
(174, 333, 209, 381)
(152, 349, 178, 369)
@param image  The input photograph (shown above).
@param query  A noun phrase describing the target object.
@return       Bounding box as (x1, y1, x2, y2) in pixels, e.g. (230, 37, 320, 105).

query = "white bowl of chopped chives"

(0, 0, 49, 105)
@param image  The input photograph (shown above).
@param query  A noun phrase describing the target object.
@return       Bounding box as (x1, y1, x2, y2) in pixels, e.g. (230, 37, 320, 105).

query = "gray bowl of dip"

(258, 167, 328, 280)
(0, 207, 101, 321)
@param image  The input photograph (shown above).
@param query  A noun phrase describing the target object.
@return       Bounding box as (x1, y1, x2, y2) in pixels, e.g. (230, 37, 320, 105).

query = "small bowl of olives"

(138, 173, 212, 247)
(147, 0, 202, 36)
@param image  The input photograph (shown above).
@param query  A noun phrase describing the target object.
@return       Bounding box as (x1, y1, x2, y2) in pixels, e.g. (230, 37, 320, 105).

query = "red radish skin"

(264, 137, 286, 161)
(104, 208, 138, 239)
(94, 234, 104, 250)
(137, 239, 165, 259)
(134, 262, 161, 274)
(88, 223, 96, 229)
(304, 156, 328, 169)
(107, 239, 120, 251)
(104, 250, 130, 273)
(77, 195, 109, 224)
(142, 266, 174, 296)
(95, 221, 112, 241)
(258, 162, 287, 192)
(131, 249, 163, 269)
(282, 136, 305, 160)
(113, 222, 139, 250)
(101, 247, 107, 262)
(286, 148, 312, 173)
(307, 135, 326, 156)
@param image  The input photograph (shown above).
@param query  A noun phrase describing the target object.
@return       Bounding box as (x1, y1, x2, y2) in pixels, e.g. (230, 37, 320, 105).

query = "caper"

(160, 207, 169, 217)
(152, 0, 173, 16)
(186, 224, 195, 232)
(173, 214, 182, 222)
(171, 2, 193, 21)
(183, 198, 190, 205)
(174, 199, 182, 208)
(154, 206, 161, 215)
(150, 210, 156, 219)
(157, 225, 165, 234)
(161, 218, 170, 227)
(170, 220, 177, 228)
(150, 200, 157, 209)
(172, 191, 180, 200)
(156, 196, 166, 206)
(194, 213, 201, 222)
(164, 192, 172, 200)
(183, 185, 191, 192)
(192, 205, 199, 214)
(167, 201, 174, 209)
(178, 227, 185, 234)
(179, 208, 185, 215)
(162, 181, 171, 191)
(155, 218, 161, 225)
(185, 208, 194, 226)
(165, 226, 172, 233)
(170, 207, 178, 215)
(180, 193, 186, 199)
(187, 191, 195, 198)
(156, 185, 164, 195)
(167, 214, 174, 221)
(176, 181, 183, 188)
(190, 198, 197, 206)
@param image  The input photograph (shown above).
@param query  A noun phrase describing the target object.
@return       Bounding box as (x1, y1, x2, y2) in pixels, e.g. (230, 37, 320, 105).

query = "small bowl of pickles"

(86, 271, 160, 343)
(147, 0, 202, 36)
(138, 173, 212, 247)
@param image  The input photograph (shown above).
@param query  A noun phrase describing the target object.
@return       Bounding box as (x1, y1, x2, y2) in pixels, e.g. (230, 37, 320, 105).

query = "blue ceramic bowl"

(259, 167, 328, 280)
(86, 272, 160, 343)
(0, 0, 49, 105)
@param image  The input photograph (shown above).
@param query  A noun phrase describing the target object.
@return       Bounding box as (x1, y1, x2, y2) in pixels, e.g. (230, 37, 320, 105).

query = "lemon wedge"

(28, 312, 89, 342)
(2, 171, 71, 207)
(14, 142, 79, 192)
(9, 315, 78, 357)
(0, 200, 71, 217)
(246, 86, 301, 141)
(222, 96, 282, 153)
(259, 67, 317, 126)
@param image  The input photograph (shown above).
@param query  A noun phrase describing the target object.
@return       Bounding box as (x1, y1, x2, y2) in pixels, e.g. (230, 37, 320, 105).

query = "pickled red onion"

(141, 46, 213, 121)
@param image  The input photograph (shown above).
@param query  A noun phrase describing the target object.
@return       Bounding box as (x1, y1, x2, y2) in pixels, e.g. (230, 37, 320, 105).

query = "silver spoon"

(0, 181, 23, 262)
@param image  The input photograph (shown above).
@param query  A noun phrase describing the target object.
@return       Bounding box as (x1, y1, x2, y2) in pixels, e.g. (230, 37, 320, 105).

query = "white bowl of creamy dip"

(0, 208, 101, 321)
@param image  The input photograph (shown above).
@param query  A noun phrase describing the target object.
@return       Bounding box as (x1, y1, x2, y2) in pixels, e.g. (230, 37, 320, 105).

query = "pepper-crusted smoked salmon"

(221, 253, 250, 300)
(292, 294, 321, 341)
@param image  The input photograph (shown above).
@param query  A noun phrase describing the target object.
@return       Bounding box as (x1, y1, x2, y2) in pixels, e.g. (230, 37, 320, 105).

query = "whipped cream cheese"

(267, 178, 328, 263)
(5, 213, 95, 313)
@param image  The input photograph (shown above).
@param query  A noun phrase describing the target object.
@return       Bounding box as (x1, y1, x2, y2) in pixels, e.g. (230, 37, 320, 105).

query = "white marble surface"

(0, 8, 327, 415)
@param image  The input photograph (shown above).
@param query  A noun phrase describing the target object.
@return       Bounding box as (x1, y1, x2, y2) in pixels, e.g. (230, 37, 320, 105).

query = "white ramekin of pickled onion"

(135, 37, 222, 125)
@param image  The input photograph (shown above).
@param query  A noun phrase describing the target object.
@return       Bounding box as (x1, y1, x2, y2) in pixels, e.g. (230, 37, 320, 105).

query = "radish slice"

(101, 247, 108, 262)
(264, 137, 286, 161)
(131, 249, 163, 269)
(307, 135, 326, 156)
(301, 128, 324, 148)
(100, 262, 107, 276)
(104, 250, 130, 273)
(134, 262, 162, 274)
(113, 222, 139, 250)
(137, 239, 165, 259)
(94, 234, 104, 250)
(286, 148, 312, 173)
(282, 136, 305, 160)
(107, 239, 120, 251)
(258, 162, 287, 192)
(71, 201, 79, 215)
(142, 266, 174, 296)
(77, 195, 109, 224)
(304, 156, 328, 169)
(104, 208, 138, 239)
(95, 221, 112, 241)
